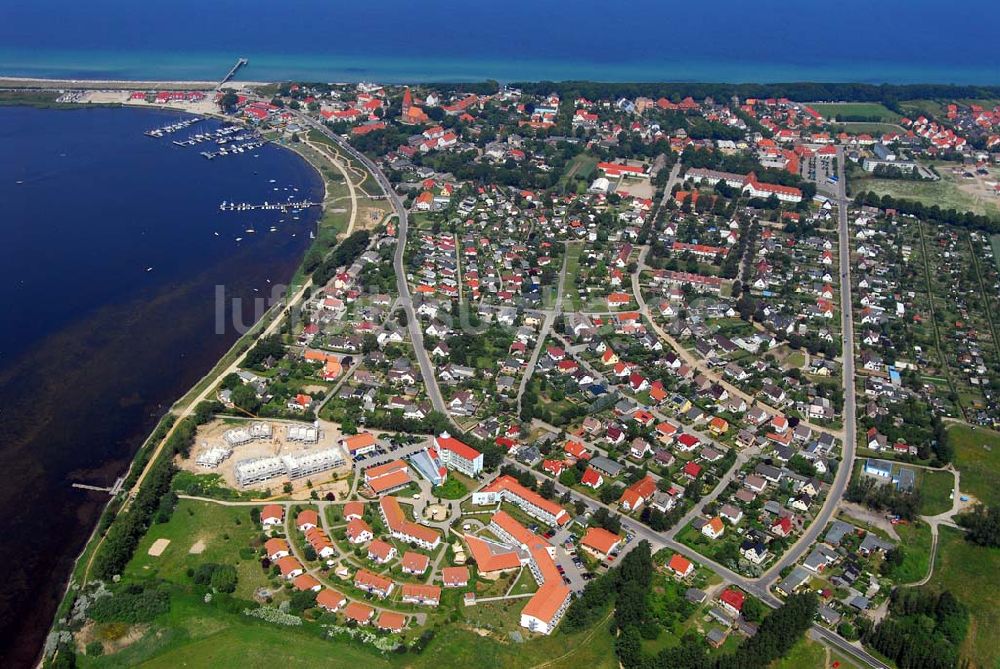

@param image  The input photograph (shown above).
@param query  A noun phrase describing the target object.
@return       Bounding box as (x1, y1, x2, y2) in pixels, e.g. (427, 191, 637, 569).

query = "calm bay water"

(1, 0, 999, 84)
(0, 106, 320, 665)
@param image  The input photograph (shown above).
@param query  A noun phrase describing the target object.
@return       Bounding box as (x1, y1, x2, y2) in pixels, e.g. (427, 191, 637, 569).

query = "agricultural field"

(809, 102, 900, 122)
(559, 153, 599, 193)
(898, 98, 1000, 120)
(928, 527, 1000, 669)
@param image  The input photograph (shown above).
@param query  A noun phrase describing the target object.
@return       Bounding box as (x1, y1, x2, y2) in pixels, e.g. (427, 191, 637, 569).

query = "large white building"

(233, 447, 345, 487)
(434, 432, 484, 477)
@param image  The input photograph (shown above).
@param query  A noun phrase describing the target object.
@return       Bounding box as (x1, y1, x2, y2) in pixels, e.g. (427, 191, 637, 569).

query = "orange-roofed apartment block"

(379, 496, 441, 550)
(472, 474, 570, 527)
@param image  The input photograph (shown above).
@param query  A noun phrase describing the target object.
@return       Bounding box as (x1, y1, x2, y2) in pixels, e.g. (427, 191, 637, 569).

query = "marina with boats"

(146, 119, 268, 160)
(219, 199, 320, 213)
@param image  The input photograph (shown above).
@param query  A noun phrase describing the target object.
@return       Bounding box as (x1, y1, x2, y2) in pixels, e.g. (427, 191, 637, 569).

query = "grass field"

(853, 176, 1000, 221)
(810, 102, 900, 122)
(991, 235, 1000, 273)
(560, 154, 599, 193)
(769, 637, 826, 669)
(929, 526, 1000, 669)
(900, 99, 1000, 120)
(889, 521, 933, 584)
(948, 423, 1000, 507)
(917, 469, 954, 516)
(563, 243, 584, 310)
(79, 592, 387, 669)
(124, 500, 264, 600)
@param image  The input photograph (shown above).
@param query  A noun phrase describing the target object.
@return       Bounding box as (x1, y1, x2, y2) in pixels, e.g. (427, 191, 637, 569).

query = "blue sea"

(1, 0, 999, 84)
(0, 105, 321, 665)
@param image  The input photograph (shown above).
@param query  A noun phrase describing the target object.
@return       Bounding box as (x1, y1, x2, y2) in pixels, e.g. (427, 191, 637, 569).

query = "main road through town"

(297, 113, 449, 419)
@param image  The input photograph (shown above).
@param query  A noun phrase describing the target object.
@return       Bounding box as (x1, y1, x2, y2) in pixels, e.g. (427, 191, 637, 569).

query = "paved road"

(751, 149, 859, 586)
(516, 247, 570, 414)
(298, 116, 449, 420)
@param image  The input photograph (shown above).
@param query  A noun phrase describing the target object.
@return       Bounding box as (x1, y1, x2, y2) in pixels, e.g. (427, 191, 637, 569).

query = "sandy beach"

(0, 76, 269, 90)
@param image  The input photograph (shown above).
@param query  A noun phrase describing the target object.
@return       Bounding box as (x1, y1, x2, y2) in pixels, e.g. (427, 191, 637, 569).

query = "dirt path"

(303, 138, 358, 236)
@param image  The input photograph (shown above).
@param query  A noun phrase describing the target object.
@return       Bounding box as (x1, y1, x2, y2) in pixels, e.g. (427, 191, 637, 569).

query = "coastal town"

(30, 77, 1000, 669)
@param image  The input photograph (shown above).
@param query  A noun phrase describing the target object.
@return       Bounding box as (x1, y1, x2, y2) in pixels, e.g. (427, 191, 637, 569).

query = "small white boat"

(245, 228, 255, 233)
(235, 237, 243, 242)
(145, 267, 153, 272)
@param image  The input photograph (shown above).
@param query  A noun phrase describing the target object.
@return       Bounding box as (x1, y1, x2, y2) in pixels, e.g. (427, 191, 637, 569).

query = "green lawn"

(829, 122, 904, 135)
(991, 235, 1000, 273)
(784, 351, 806, 369)
(929, 526, 1000, 669)
(431, 477, 469, 500)
(509, 566, 540, 595)
(79, 590, 386, 669)
(809, 102, 900, 122)
(888, 521, 933, 584)
(917, 469, 954, 516)
(769, 637, 827, 669)
(948, 423, 1000, 507)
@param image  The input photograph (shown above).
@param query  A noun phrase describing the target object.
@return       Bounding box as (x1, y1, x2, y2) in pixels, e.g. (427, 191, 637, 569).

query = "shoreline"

(26, 102, 331, 669)
(4, 75, 1000, 91)
(0, 76, 268, 90)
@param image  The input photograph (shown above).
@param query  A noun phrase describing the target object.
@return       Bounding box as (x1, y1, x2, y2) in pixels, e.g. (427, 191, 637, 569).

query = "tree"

(209, 564, 238, 593)
(956, 504, 1000, 547)
(231, 384, 260, 414)
(218, 91, 238, 112)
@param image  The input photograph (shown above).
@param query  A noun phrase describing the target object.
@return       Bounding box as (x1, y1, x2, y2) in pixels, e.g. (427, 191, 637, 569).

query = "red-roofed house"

(472, 475, 570, 526)
(367, 539, 397, 564)
(442, 566, 470, 587)
(401, 551, 430, 575)
(668, 554, 694, 578)
(581, 467, 604, 489)
(580, 527, 623, 559)
(354, 569, 394, 598)
(343, 601, 375, 624)
(316, 588, 347, 612)
(720, 588, 745, 616)
(619, 476, 657, 512)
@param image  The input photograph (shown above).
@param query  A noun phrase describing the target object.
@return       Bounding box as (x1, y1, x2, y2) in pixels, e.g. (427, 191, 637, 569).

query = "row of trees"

(845, 476, 922, 520)
(956, 504, 1000, 547)
(511, 82, 1000, 106)
(854, 191, 1000, 234)
(312, 229, 372, 287)
(92, 417, 196, 579)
